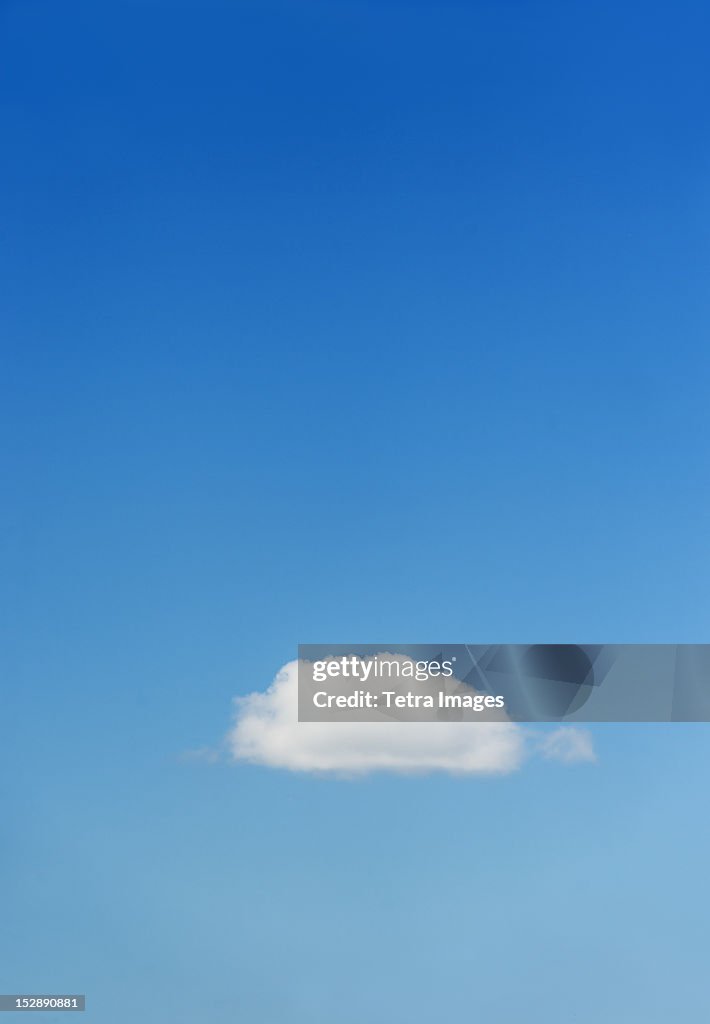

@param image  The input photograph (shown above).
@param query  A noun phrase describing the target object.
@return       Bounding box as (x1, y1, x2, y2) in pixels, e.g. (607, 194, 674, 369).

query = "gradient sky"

(2, 1, 710, 1021)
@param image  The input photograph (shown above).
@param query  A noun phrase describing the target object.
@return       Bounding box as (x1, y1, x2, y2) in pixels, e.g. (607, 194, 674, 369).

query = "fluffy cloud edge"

(537, 725, 597, 764)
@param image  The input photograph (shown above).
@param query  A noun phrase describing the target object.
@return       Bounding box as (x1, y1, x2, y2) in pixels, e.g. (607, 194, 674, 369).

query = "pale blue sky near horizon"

(2, 0, 710, 1021)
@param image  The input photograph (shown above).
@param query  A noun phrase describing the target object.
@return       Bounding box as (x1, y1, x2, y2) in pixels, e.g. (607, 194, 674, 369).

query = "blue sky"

(2, 0, 709, 1020)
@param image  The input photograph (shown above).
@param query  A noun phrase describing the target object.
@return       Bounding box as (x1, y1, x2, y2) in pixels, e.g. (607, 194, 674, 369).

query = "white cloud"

(226, 661, 596, 776)
(538, 726, 597, 764)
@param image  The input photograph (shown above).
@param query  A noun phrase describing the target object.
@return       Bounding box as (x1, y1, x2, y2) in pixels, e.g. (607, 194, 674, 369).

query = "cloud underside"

(226, 661, 596, 776)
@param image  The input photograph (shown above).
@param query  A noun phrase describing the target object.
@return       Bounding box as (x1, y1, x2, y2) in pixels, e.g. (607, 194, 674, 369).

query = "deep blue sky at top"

(1, 2, 710, 1022)
(3, 0, 709, 676)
